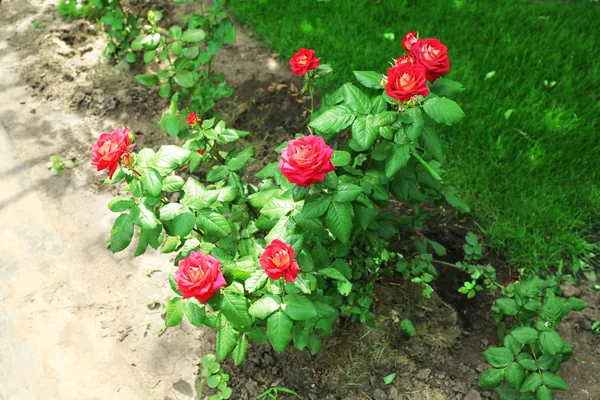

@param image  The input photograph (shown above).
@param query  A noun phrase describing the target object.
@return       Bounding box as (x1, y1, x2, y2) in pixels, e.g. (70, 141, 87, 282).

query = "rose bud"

(186, 112, 199, 126)
(410, 38, 450, 82)
(385, 63, 430, 102)
(288, 48, 320, 76)
(401, 31, 418, 51)
(394, 53, 416, 66)
(90, 127, 136, 179)
(174, 251, 227, 303)
(278, 134, 335, 187)
(260, 239, 300, 282)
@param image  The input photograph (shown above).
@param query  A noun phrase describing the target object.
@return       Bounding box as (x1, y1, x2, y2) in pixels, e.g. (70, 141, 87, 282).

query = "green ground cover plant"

(227, 0, 600, 272)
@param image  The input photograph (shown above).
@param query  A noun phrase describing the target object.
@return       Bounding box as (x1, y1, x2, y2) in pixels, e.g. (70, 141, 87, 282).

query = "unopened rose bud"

(379, 75, 388, 89)
(401, 31, 418, 51)
(186, 112, 199, 126)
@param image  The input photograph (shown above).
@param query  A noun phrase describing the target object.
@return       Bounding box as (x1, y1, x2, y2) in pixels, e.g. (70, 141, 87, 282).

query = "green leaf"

(421, 126, 444, 162)
(400, 107, 424, 141)
(110, 214, 134, 253)
(430, 78, 465, 97)
(343, 83, 371, 114)
(511, 327, 539, 344)
(353, 71, 383, 89)
(504, 334, 521, 355)
(130, 203, 159, 230)
(539, 331, 564, 356)
(158, 83, 171, 98)
(301, 197, 330, 219)
(220, 288, 253, 329)
(261, 196, 295, 219)
(331, 150, 351, 167)
(505, 362, 526, 390)
(162, 175, 185, 192)
(150, 145, 191, 176)
(185, 298, 205, 327)
(180, 28, 206, 42)
(108, 198, 134, 212)
(282, 294, 317, 321)
(267, 310, 293, 353)
(478, 368, 504, 389)
(325, 172, 339, 190)
(135, 74, 159, 86)
(400, 319, 416, 336)
(141, 167, 163, 197)
(143, 50, 156, 64)
(536, 385, 553, 400)
(423, 97, 465, 126)
(226, 146, 254, 171)
(332, 183, 362, 203)
(181, 179, 219, 209)
(484, 347, 514, 367)
(168, 25, 182, 40)
(216, 322, 240, 361)
(326, 202, 353, 244)
(351, 115, 378, 151)
(565, 297, 587, 311)
(174, 70, 194, 88)
(520, 373, 543, 393)
(171, 212, 195, 237)
(372, 111, 397, 127)
(517, 353, 537, 371)
(383, 373, 396, 385)
(249, 295, 281, 319)
(165, 297, 185, 327)
(232, 336, 248, 366)
(444, 192, 470, 213)
(207, 165, 229, 182)
(309, 105, 355, 134)
(385, 144, 410, 178)
(245, 269, 269, 293)
(541, 372, 569, 391)
(196, 210, 231, 237)
(496, 298, 519, 316)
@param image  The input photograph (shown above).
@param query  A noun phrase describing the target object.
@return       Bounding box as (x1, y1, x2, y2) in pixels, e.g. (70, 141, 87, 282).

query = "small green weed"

(257, 386, 302, 399)
(47, 155, 75, 175)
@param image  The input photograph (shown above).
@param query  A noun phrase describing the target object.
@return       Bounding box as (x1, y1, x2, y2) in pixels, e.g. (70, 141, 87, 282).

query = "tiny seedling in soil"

(33, 21, 46, 29)
(257, 386, 303, 399)
(47, 155, 75, 175)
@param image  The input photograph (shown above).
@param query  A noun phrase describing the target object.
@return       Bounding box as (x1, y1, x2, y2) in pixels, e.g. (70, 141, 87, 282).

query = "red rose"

(90, 127, 135, 179)
(386, 63, 430, 102)
(278, 134, 335, 187)
(260, 239, 300, 282)
(394, 53, 416, 66)
(410, 38, 450, 82)
(174, 251, 227, 303)
(186, 112, 199, 126)
(401, 31, 418, 51)
(288, 48, 320, 76)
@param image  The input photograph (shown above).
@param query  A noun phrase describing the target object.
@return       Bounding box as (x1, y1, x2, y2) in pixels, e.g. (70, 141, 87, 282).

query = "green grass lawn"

(228, 0, 600, 271)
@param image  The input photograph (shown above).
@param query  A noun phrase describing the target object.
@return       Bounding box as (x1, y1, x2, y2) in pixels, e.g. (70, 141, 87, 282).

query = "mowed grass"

(228, 0, 600, 271)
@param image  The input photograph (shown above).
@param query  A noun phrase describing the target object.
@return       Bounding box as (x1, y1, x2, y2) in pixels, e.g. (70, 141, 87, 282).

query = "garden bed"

(1, 1, 599, 399)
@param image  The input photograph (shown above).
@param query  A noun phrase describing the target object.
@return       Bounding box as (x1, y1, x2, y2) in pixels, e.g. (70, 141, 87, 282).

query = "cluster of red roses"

(386, 31, 450, 102)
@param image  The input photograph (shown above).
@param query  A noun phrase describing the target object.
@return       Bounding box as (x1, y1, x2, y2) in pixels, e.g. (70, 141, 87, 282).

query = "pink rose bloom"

(260, 239, 300, 282)
(90, 127, 135, 179)
(174, 251, 227, 303)
(278, 135, 335, 187)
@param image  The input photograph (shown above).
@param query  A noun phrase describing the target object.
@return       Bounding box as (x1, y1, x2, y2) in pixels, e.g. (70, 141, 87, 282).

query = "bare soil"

(1, 0, 599, 399)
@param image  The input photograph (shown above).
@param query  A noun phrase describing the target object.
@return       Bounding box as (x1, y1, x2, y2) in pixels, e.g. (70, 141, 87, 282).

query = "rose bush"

(96, 32, 584, 400)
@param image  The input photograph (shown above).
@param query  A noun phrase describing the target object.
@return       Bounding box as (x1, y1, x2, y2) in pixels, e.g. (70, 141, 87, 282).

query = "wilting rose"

(90, 127, 135, 179)
(186, 112, 199, 126)
(278, 134, 335, 186)
(260, 239, 300, 282)
(410, 38, 450, 82)
(288, 48, 320, 76)
(385, 63, 430, 102)
(401, 31, 418, 51)
(174, 251, 227, 303)
(394, 53, 416, 66)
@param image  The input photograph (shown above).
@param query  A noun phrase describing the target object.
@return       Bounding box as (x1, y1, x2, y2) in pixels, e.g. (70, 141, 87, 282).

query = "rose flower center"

(291, 145, 314, 165)
(423, 45, 440, 61)
(188, 266, 205, 282)
(297, 55, 308, 65)
(398, 72, 416, 90)
(99, 139, 119, 156)
(271, 249, 290, 267)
